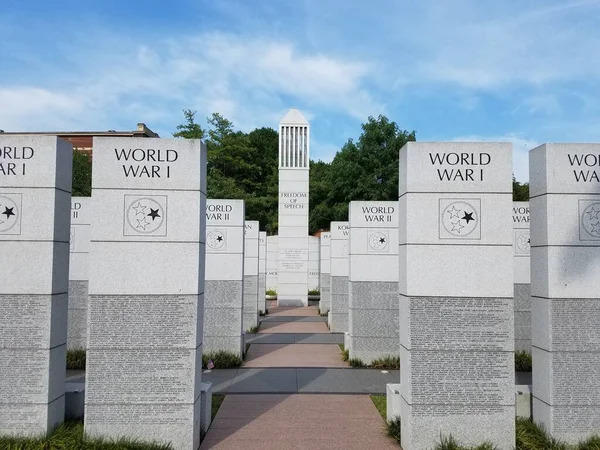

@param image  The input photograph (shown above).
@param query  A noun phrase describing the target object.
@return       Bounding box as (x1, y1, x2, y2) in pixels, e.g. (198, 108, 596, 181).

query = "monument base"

(277, 295, 306, 307)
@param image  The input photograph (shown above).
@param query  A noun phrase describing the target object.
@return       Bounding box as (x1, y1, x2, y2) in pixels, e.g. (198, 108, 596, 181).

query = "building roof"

(0, 123, 159, 149)
(280, 109, 309, 125)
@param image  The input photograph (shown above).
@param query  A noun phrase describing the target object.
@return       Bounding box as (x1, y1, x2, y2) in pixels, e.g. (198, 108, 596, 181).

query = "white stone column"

(348, 201, 399, 364)
(277, 109, 310, 307)
(0, 136, 71, 436)
(512, 202, 531, 352)
(266, 235, 278, 294)
(68, 197, 91, 350)
(330, 221, 349, 332)
(243, 221, 259, 331)
(319, 232, 331, 314)
(84, 138, 206, 450)
(308, 236, 320, 292)
(530, 144, 600, 443)
(399, 142, 515, 449)
(258, 231, 267, 314)
(204, 199, 245, 357)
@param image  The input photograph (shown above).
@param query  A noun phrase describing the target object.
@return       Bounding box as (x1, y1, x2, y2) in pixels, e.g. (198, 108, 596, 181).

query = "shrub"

(66, 349, 86, 370)
(370, 355, 400, 370)
(349, 358, 365, 368)
(436, 435, 497, 450)
(387, 416, 401, 444)
(339, 344, 349, 361)
(515, 350, 532, 372)
(266, 289, 277, 296)
(515, 418, 567, 450)
(0, 420, 171, 449)
(246, 325, 259, 334)
(202, 351, 242, 370)
(308, 289, 320, 295)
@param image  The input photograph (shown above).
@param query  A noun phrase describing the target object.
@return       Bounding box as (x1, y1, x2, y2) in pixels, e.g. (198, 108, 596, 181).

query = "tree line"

(72, 110, 529, 233)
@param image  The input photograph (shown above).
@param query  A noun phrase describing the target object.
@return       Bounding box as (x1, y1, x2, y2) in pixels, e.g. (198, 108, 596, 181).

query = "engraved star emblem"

(2, 207, 15, 219)
(132, 202, 147, 216)
(588, 207, 600, 221)
(147, 208, 161, 221)
(136, 216, 150, 230)
(447, 206, 461, 219)
(462, 211, 475, 224)
(591, 222, 600, 235)
(451, 220, 464, 233)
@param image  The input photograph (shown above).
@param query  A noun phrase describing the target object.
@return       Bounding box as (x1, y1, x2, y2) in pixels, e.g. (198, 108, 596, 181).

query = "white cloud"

(0, 87, 85, 131)
(0, 31, 379, 138)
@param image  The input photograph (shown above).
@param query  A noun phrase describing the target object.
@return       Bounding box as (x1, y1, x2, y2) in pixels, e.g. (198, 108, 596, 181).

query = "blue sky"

(2, 0, 600, 181)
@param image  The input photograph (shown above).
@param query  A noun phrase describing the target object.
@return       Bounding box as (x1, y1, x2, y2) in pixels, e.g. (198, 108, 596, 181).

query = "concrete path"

(200, 394, 398, 450)
(246, 332, 344, 344)
(258, 321, 330, 333)
(244, 344, 349, 367)
(202, 367, 399, 394)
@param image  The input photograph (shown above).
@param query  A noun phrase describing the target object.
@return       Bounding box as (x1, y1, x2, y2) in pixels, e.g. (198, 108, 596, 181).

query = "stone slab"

(228, 368, 297, 393)
(244, 344, 348, 368)
(84, 137, 205, 450)
(257, 322, 330, 334)
(0, 135, 71, 436)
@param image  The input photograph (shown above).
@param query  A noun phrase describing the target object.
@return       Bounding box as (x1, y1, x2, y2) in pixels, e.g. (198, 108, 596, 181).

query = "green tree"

(513, 177, 529, 201)
(173, 109, 205, 139)
(174, 111, 280, 233)
(309, 115, 416, 232)
(72, 150, 92, 196)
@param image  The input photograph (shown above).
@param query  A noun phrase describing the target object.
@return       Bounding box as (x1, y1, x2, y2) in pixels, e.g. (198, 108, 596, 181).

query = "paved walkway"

(200, 394, 398, 450)
(200, 302, 398, 449)
(203, 367, 399, 393)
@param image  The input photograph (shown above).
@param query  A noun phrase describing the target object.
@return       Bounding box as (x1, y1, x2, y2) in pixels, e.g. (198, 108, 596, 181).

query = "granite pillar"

(243, 221, 259, 331)
(266, 235, 278, 294)
(204, 199, 244, 357)
(530, 143, 600, 443)
(398, 142, 515, 449)
(513, 202, 531, 352)
(330, 221, 349, 332)
(258, 231, 267, 314)
(277, 109, 310, 307)
(68, 197, 91, 350)
(319, 232, 331, 314)
(0, 136, 71, 436)
(348, 201, 399, 364)
(84, 137, 206, 450)
(308, 236, 320, 292)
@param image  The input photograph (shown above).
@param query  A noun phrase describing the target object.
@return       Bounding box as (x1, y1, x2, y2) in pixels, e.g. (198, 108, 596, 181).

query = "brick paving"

(200, 304, 396, 449)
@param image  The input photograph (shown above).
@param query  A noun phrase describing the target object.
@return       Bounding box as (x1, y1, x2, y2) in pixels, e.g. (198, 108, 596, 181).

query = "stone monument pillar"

(258, 231, 267, 314)
(84, 138, 206, 450)
(266, 235, 278, 294)
(308, 236, 320, 292)
(243, 220, 259, 331)
(399, 142, 515, 449)
(530, 143, 600, 443)
(204, 199, 245, 357)
(0, 136, 71, 436)
(512, 201, 531, 352)
(330, 221, 349, 332)
(319, 232, 332, 314)
(348, 201, 399, 364)
(277, 109, 310, 307)
(68, 197, 91, 350)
